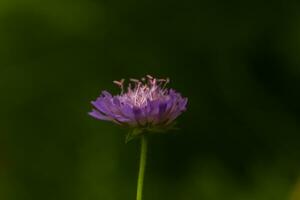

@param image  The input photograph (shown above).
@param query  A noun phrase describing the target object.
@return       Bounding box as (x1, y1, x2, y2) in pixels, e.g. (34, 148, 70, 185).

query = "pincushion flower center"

(116, 75, 170, 108)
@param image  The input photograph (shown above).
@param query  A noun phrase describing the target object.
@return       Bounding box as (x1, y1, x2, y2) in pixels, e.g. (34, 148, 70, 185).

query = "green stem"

(136, 136, 148, 200)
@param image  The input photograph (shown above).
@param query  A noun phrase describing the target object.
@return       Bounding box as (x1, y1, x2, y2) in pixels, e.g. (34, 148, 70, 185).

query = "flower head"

(89, 75, 187, 138)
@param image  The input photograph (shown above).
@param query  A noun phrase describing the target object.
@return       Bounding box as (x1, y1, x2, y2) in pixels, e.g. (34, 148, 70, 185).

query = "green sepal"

(125, 128, 144, 143)
(125, 122, 179, 143)
(146, 122, 178, 133)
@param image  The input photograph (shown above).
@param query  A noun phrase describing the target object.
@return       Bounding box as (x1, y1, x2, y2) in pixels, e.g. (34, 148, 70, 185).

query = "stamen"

(146, 75, 153, 79)
(130, 78, 140, 83)
(162, 77, 170, 88)
(114, 78, 124, 84)
(152, 78, 157, 85)
(128, 83, 132, 91)
(113, 79, 125, 93)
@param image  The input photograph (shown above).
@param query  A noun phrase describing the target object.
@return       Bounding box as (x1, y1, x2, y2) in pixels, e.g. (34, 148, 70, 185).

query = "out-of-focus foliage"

(0, 0, 300, 200)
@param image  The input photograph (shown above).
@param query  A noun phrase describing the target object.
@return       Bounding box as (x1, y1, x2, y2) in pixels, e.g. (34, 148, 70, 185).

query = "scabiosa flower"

(89, 75, 188, 138)
(89, 75, 187, 200)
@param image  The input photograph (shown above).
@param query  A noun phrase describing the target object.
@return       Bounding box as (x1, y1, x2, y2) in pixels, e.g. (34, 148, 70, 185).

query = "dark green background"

(1, 0, 300, 200)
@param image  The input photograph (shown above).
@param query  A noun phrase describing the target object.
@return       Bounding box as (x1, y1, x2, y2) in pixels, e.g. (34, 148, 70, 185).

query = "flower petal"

(88, 109, 111, 121)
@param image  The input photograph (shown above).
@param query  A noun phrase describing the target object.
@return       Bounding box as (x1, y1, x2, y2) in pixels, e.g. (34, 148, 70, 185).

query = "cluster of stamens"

(113, 75, 170, 107)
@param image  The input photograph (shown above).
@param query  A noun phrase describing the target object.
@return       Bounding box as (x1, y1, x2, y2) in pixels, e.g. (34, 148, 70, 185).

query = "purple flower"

(89, 75, 187, 136)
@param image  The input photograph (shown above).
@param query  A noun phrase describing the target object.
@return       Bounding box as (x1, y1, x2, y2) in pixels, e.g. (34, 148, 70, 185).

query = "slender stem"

(136, 136, 148, 200)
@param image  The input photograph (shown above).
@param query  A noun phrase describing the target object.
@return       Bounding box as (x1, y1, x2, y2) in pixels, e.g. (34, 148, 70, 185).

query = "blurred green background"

(1, 0, 300, 200)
